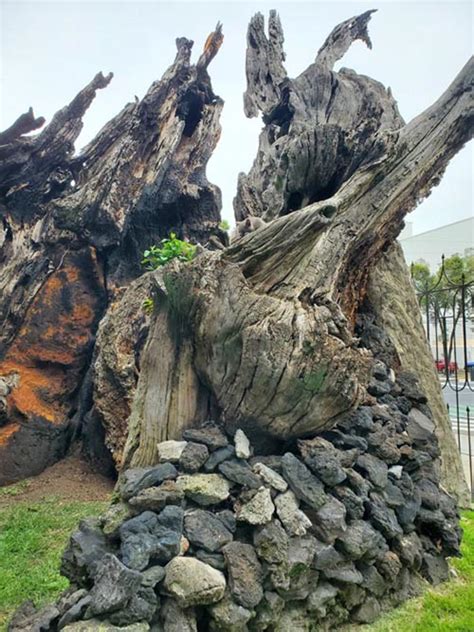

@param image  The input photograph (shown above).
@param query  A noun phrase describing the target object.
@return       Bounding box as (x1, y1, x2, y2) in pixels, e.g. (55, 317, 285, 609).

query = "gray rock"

(388, 465, 403, 479)
(128, 481, 184, 513)
(312, 541, 344, 570)
(63, 622, 149, 631)
(311, 496, 347, 543)
(179, 442, 209, 473)
(383, 480, 405, 508)
(120, 464, 178, 501)
(307, 581, 338, 612)
(204, 446, 236, 472)
(323, 562, 363, 584)
(407, 408, 435, 442)
(156, 440, 187, 463)
(160, 598, 197, 632)
(57, 596, 91, 628)
(162, 557, 226, 606)
(234, 429, 251, 459)
(333, 485, 365, 520)
(355, 454, 388, 488)
(237, 487, 274, 525)
(176, 473, 231, 505)
(184, 509, 233, 552)
(102, 503, 134, 537)
(252, 462, 287, 492)
(216, 509, 237, 533)
(368, 377, 392, 397)
(337, 520, 387, 561)
(109, 586, 158, 626)
(61, 518, 111, 586)
(120, 507, 183, 570)
(376, 551, 402, 581)
(421, 552, 450, 585)
(353, 596, 381, 623)
(9, 601, 60, 632)
(223, 542, 263, 609)
(218, 459, 262, 489)
(393, 532, 423, 569)
(253, 519, 289, 564)
(299, 437, 346, 486)
(274, 490, 312, 536)
(88, 553, 142, 616)
(368, 495, 403, 539)
(195, 550, 226, 571)
(281, 453, 327, 510)
(183, 423, 229, 450)
(209, 592, 254, 631)
(250, 591, 284, 630)
(141, 565, 165, 588)
(360, 564, 386, 596)
(340, 584, 366, 609)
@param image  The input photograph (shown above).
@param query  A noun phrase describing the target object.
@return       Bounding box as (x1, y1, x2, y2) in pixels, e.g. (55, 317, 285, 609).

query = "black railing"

(412, 255, 474, 500)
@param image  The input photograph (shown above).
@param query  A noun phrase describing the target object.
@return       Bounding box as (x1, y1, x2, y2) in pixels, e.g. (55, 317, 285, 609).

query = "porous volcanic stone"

(88, 553, 142, 616)
(355, 454, 388, 489)
(176, 473, 231, 506)
(204, 445, 236, 472)
(252, 462, 288, 491)
(108, 586, 158, 626)
(128, 480, 184, 513)
(281, 453, 327, 510)
(61, 518, 111, 586)
(253, 519, 289, 564)
(184, 509, 233, 552)
(63, 622, 149, 631)
(368, 495, 403, 539)
(274, 490, 312, 536)
(120, 464, 178, 500)
(156, 440, 187, 463)
(160, 598, 198, 632)
(337, 520, 387, 561)
(195, 550, 226, 571)
(183, 422, 228, 450)
(307, 581, 338, 612)
(353, 596, 381, 623)
(209, 592, 254, 630)
(323, 562, 363, 584)
(223, 542, 263, 609)
(141, 565, 165, 588)
(237, 487, 275, 525)
(120, 507, 183, 570)
(179, 442, 209, 473)
(311, 497, 347, 542)
(218, 459, 262, 489)
(163, 557, 226, 606)
(234, 429, 251, 459)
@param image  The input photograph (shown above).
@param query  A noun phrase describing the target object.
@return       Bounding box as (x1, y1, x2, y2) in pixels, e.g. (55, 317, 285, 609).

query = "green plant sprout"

(142, 233, 196, 270)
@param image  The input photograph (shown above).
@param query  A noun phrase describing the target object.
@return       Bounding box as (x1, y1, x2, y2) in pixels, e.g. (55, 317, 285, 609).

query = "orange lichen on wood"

(0, 423, 20, 447)
(0, 247, 105, 428)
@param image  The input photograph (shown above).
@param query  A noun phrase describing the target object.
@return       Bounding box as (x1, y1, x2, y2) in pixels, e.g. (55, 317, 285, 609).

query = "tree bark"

(0, 30, 225, 484)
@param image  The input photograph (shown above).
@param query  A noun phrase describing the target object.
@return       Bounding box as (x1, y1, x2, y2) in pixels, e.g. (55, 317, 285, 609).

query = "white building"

(399, 217, 474, 272)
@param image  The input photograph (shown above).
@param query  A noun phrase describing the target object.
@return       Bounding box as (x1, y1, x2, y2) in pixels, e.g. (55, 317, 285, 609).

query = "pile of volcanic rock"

(10, 365, 462, 632)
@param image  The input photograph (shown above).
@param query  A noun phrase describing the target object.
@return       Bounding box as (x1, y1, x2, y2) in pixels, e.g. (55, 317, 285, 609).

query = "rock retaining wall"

(9, 364, 461, 631)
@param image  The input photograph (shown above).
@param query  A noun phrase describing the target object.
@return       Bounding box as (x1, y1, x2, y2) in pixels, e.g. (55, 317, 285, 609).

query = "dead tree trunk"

(116, 12, 472, 505)
(0, 28, 225, 484)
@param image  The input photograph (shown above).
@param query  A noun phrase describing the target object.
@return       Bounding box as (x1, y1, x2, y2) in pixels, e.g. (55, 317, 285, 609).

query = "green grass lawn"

(0, 498, 472, 631)
(0, 498, 108, 631)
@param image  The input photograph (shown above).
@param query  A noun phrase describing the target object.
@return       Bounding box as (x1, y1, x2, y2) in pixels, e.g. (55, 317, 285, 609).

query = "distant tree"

(412, 254, 474, 369)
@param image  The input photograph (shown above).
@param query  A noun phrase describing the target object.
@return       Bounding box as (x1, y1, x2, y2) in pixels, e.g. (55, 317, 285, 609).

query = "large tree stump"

(0, 28, 225, 483)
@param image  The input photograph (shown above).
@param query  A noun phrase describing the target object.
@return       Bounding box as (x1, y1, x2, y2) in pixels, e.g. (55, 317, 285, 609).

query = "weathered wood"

(0, 29, 225, 483)
(119, 12, 472, 476)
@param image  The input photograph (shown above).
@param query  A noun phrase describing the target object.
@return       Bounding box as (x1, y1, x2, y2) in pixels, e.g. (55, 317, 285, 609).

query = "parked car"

(435, 359, 458, 373)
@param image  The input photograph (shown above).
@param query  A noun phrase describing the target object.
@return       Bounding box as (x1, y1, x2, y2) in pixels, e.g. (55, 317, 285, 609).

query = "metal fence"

(412, 255, 474, 500)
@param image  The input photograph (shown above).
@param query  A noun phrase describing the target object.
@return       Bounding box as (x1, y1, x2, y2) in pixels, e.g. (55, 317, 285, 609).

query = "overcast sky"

(1, 0, 472, 233)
